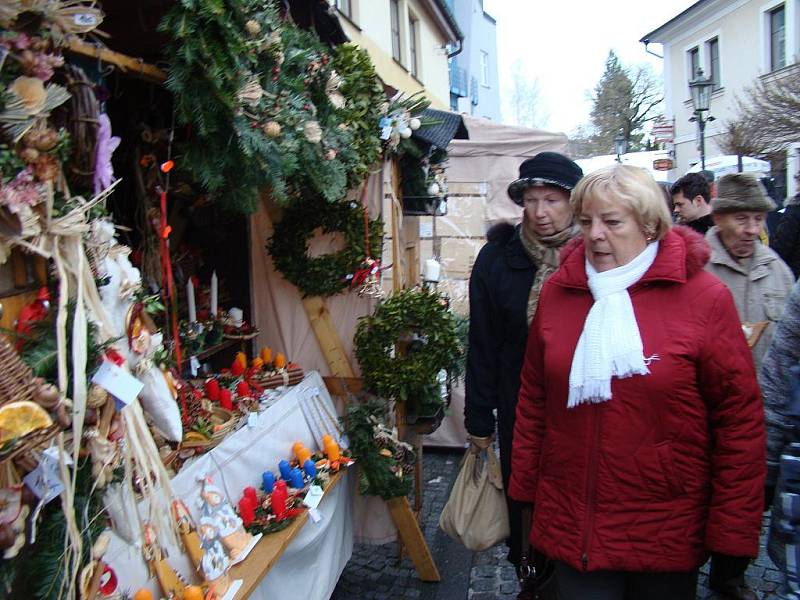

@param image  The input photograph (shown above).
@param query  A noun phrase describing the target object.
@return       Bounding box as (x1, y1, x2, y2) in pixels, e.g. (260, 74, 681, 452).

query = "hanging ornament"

(399, 127, 412, 139)
(427, 182, 440, 196)
(262, 121, 281, 138)
(409, 117, 421, 130)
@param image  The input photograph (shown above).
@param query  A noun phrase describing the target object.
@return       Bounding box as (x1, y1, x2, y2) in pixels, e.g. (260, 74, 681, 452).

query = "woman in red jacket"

(509, 165, 765, 600)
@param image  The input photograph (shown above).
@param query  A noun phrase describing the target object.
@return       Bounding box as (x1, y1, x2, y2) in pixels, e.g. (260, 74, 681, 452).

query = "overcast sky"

(483, 0, 698, 134)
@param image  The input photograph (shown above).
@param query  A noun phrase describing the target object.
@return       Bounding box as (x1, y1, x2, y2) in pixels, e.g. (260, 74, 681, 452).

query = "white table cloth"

(104, 371, 353, 599)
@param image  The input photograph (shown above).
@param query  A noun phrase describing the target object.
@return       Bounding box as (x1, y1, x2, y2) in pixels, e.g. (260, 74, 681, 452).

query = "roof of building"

(431, 0, 464, 43)
(639, 0, 710, 43)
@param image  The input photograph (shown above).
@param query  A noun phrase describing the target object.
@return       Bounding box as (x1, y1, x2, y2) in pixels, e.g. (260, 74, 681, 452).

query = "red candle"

(231, 360, 245, 377)
(243, 486, 258, 506)
(219, 388, 233, 410)
(238, 496, 255, 527)
(236, 380, 251, 398)
(271, 480, 288, 518)
(205, 379, 220, 402)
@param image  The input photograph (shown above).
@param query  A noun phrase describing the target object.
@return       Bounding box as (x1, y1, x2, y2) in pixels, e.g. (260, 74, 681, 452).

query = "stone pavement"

(330, 449, 785, 600)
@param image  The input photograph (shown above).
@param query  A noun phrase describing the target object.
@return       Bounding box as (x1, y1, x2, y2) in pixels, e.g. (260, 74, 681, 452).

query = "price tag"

(190, 356, 200, 377)
(73, 13, 98, 26)
(247, 412, 258, 428)
(303, 484, 324, 510)
(91, 361, 143, 407)
(24, 448, 72, 503)
(308, 508, 322, 523)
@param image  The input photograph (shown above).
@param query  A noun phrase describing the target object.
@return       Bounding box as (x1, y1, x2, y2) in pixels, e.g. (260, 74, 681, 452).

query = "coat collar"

(550, 226, 710, 291)
(706, 225, 779, 279)
(504, 224, 535, 270)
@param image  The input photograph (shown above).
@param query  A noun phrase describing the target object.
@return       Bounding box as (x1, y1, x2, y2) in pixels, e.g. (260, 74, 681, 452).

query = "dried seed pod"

(33, 382, 60, 410)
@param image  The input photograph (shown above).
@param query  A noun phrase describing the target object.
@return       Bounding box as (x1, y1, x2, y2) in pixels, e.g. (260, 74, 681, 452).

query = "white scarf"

(567, 241, 659, 408)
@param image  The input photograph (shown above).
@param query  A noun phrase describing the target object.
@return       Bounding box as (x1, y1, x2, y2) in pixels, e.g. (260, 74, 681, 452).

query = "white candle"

(423, 258, 441, 283)
(210, 271, 218, 318)
(186, 279, 197, 323)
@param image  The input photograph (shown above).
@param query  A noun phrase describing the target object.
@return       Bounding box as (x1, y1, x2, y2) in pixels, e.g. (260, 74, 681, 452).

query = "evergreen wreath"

(354, 288, 461, 414)
(267, 194, 383, 297)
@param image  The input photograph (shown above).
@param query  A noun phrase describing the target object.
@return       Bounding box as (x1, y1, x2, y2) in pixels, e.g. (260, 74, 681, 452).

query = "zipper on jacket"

(580, 406, 602, 572)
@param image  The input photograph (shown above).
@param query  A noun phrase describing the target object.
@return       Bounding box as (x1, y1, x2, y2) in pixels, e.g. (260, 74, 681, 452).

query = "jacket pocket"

(764, 292, 788, 322)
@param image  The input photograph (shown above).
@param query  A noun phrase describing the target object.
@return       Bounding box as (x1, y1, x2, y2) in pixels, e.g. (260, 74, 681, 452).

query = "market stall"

(0, 1, 467, 598)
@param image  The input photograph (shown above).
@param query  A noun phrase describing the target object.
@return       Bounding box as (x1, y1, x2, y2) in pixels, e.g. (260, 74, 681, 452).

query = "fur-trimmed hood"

(551, 225, 710, 290)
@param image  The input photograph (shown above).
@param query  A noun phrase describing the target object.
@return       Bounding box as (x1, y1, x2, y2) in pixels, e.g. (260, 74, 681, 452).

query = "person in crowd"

(770, 174, 800, 278)
(464, 152, 582, 578)
(761, 280, 800, 599)
(509, 164, 765, 600)
(705, 173, 794, 370)
(670, 172, 713, 234)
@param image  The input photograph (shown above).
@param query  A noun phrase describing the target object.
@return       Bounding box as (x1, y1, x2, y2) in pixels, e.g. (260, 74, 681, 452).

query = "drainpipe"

(447, 38, 463, 59)
(641, 40, 663, 59)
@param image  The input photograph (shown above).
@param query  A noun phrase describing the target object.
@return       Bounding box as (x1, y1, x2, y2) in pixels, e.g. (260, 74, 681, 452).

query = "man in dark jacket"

(671, 172, 714, 234)
(464, 152, 582, 579)
(771, 189, 800, 279)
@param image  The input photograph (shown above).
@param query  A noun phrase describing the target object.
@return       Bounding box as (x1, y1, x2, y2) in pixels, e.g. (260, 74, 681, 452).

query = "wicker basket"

(251, 366, 304, 390)
(181, 407, 239, 450)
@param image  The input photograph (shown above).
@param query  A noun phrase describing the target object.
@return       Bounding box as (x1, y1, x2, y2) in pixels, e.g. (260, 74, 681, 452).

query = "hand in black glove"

(709, 553, 757, 600)
(765, 485, 776, 511)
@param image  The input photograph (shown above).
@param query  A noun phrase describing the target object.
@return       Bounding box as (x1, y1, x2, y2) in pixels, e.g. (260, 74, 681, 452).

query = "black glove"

(709, 553, 757, 600)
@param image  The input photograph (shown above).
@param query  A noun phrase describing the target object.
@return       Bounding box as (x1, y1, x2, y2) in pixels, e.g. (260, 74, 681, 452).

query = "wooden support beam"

(386, 496, 441, 582)
(391, 159, 404, 292)
(301, 296, 355, 378)
(65, 38, 167, 84)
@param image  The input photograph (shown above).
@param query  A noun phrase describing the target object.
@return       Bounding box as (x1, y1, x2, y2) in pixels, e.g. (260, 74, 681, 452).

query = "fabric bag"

(439, 446, 509, 551)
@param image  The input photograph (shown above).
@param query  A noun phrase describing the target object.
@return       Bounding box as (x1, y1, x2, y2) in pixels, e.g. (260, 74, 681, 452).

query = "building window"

(770, 4, 786, 71)
(480, 50, 489, 87)
(409, 15, 419, 77)
(335, 0, 351, 18)
(707, 37, 720, 90)
(688, 46, 700, 79)
(390, 0, 401, 62)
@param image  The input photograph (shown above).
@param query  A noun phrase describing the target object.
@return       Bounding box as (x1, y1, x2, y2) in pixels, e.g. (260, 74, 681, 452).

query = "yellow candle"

(297, 447, 312, 465)
(263, 347, 273, 363)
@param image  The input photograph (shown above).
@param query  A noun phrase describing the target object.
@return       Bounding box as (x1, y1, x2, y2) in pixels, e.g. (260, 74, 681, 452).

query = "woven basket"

(181, 407, 238, 450)
(251, 366, 304, 390)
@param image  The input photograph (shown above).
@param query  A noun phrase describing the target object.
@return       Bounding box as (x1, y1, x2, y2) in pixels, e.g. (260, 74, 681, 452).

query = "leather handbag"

(439, 446, 510, 551)
(518, 506, 559, 600)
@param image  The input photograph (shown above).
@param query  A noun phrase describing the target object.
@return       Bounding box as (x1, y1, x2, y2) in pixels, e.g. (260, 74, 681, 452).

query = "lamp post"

(688, 67, 715, 171)
(614, 131, 627, 163)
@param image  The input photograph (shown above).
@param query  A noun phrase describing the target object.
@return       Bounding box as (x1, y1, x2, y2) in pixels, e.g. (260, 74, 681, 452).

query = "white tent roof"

(576, 150, 673, 182)
(687, 155, 770, 177)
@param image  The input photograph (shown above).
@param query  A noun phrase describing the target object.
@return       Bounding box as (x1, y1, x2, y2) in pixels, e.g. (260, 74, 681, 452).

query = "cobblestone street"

(331, 449, 785, 600)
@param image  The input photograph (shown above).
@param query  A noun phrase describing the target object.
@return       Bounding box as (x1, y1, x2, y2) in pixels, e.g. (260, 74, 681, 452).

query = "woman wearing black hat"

(465, 152, 583, 583)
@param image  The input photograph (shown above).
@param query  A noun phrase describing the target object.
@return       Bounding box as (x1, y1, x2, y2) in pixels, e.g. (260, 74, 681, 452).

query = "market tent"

(687, 155, 771, 177)
(576, 150, 673, 182)
(422, 116, 568, 448)
(445, 115, 569, 224)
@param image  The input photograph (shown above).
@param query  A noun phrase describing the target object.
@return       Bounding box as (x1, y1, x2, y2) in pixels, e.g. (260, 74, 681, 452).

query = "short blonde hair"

(570, 165, 673, 240)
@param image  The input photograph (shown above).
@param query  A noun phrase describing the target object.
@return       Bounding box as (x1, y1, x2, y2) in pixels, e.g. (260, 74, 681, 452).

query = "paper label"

(303, 485, 324, 510)
(308, 508, 322, 523)
(190, 356, 200, 377)
(247, 412, 258, 428)
(73, 13, 98, 26)
(91, 361, 143, 406)
(23, 448, 72, 503)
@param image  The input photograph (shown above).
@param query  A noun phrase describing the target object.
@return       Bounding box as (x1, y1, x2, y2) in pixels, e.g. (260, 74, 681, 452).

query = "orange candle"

(260, 347, 272, 364)
(252, 357, 264, 370)
(325, 440, 340, 462)
(322, 434, 333, 448)
(293, 441, 305, 456)
(297, 447, 312, 464)
(274, 352, 286, 369)
(235, 351, 247, 370)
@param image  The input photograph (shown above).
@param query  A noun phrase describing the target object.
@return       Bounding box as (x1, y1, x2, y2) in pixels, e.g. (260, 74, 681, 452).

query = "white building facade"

(641, 0, 800, 195)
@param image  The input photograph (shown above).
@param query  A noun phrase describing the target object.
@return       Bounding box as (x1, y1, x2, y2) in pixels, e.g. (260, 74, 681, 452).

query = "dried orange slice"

(0, 401, 53, 444)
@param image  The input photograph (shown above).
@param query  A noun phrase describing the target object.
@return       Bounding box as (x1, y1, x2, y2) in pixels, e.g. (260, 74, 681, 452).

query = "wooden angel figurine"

(197, 476, 253, 560)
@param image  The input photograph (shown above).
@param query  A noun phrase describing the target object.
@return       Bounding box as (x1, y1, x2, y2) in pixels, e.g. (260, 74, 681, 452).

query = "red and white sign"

(652, 120, 675, 144)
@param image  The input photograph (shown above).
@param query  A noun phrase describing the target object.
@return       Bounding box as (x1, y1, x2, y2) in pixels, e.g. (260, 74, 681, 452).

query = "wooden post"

(301, 296, 355, 378)
(386, 496, 441, 582)
(390, 159, 404, 292)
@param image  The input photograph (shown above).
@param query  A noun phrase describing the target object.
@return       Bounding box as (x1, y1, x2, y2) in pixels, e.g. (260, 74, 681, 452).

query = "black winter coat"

(465, 223, 536, 477)
(771, 199, 800, 279)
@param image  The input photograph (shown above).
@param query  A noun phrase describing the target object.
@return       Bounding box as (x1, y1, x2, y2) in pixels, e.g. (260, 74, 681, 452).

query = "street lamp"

(614, 131, 627, 163)
(688, 67, 716, 171)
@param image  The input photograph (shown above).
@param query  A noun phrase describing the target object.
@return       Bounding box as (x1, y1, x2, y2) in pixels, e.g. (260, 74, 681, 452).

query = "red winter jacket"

(508, 226, 765, 573)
